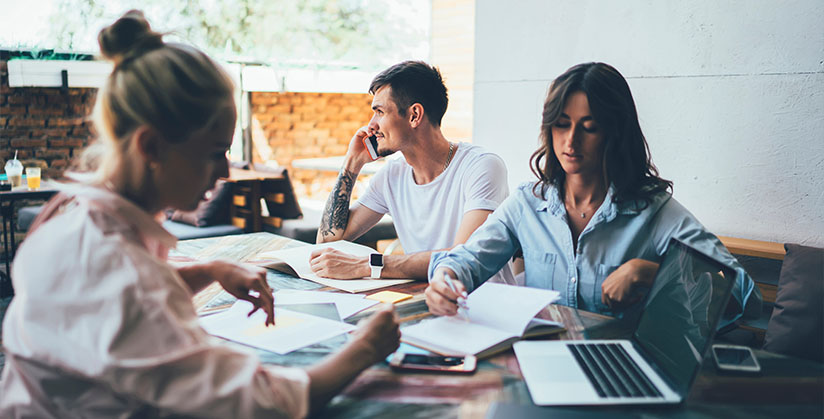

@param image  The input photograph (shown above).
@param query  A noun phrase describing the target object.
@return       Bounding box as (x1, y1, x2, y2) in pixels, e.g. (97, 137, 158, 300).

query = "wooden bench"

(718, 236, 785, 260)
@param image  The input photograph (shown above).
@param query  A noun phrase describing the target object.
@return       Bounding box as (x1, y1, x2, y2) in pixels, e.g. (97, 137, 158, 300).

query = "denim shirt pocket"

(523, 251, 558, 290)
(594, 263, 622, 314)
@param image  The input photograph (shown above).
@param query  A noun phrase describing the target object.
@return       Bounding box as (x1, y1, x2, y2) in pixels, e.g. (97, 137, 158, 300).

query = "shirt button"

(576, 248, 582, 254)
(571, 277, 577, 283)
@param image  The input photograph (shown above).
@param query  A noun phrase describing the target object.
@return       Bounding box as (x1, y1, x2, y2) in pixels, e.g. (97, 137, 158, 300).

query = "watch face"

(370, 253, 384, 267)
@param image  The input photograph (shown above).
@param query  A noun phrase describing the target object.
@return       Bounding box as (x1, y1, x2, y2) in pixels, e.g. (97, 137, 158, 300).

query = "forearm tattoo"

(319, 169, 356, 239)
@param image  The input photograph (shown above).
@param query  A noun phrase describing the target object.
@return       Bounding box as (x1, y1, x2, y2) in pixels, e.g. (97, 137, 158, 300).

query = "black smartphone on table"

(711, 343, 761, 373)
(389, 353, 477, 373)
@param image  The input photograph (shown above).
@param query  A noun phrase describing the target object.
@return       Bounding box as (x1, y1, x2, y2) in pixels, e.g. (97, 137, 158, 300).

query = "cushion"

(763, 243, 824, 362)
(264, 206, 396, 245)
(169, 180, 234, 227)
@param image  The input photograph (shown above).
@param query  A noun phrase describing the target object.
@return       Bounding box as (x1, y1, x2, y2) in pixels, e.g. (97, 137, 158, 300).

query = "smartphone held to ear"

(362, 135, 379, 161)
(711, 344, 760, 373)
(389, 353, 477, 373)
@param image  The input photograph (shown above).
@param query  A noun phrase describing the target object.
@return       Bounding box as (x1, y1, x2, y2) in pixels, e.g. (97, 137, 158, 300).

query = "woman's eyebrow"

(559, 113, 594, 121)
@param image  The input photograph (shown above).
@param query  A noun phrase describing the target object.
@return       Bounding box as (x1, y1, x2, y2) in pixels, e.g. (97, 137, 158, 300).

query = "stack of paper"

(257, 240, 414, 293)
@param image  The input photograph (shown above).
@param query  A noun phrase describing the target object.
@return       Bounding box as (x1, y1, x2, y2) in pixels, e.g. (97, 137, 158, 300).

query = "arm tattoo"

(319, 169, 356, 239)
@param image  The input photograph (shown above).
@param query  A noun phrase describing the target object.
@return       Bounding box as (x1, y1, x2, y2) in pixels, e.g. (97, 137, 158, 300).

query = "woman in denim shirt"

(425, 62, 760, 326)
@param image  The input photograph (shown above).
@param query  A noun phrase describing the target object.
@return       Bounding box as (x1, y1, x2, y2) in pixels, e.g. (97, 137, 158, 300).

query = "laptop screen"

(632, 239, 736, 396)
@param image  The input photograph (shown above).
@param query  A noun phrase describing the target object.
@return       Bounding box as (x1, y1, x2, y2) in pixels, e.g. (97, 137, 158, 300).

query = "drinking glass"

(26, 167, 41, 190)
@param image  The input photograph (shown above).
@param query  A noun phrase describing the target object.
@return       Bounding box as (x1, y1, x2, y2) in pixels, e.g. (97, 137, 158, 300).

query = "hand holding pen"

(443, 273, 469, 320)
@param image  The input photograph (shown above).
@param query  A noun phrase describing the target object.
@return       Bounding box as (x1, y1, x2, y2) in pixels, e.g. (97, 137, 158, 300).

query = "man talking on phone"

(310, 61, 513, 283)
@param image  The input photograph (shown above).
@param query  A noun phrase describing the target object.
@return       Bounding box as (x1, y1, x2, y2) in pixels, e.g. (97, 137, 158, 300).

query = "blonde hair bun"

(98, 10, 163, 65)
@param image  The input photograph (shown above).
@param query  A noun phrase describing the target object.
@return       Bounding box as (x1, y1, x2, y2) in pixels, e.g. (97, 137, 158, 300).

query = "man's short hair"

(369, 61, 448, 127)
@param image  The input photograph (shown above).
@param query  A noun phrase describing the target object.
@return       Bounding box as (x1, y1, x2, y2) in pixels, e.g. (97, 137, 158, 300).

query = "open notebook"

(257, 240, 413, 293)
(401, 282, 562, 358)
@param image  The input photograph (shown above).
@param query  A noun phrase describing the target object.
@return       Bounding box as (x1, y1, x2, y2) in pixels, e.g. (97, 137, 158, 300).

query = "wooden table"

(173, 232, 824, 419)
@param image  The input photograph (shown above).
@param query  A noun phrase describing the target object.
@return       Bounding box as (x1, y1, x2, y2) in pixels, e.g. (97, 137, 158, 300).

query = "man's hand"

(601, 259, 659, 310)
(424, 267, 466, 316)
(208, 260, 275, 326)
(309, 248, 370, 279)
(343, 126, 375, 174)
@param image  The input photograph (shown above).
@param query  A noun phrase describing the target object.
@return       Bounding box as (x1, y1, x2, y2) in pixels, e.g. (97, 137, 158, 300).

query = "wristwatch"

(369, 253, 384, 278)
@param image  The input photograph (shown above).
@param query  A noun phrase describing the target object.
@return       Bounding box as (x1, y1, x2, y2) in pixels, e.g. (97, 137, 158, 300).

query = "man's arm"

(316, 170, 384, 243)
(317, 126, 383, 243)
(310, 209, 494, 280)
(317, 168, 356, 242)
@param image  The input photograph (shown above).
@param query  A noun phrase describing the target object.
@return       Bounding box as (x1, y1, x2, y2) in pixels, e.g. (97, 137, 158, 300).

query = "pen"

(443, 273, 469, 318)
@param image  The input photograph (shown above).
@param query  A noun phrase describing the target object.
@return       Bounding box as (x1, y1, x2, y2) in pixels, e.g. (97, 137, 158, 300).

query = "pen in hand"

(443, 273, 469, 318)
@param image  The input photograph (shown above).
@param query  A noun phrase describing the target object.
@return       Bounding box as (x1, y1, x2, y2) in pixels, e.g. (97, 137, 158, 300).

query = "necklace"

(443, 142, 455, 172)
(566, 196, 603, 220)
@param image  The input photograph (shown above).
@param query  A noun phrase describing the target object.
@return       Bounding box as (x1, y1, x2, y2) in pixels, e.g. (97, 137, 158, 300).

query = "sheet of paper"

(200, 300, 355, 354)
(274, 289, 378, 319)
(257, 241, 413, 293)
(464, 283, 560, 335)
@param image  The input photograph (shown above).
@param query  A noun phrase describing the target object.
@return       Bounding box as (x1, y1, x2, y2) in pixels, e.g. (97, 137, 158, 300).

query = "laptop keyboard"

(568, 343, 662, 399)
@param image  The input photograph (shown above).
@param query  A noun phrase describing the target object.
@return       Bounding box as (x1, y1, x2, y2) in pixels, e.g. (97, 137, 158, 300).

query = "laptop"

(513, 238, 737, 405)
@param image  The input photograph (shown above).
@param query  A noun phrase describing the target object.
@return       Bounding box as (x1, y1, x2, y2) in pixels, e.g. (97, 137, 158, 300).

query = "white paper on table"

(257, 241, 413, 293)
(200, 300, 355, 354)
(274, 289, 378, 319)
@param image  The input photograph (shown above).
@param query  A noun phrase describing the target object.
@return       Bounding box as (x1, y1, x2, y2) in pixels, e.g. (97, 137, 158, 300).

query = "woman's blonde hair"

(83, 10, 235, 179)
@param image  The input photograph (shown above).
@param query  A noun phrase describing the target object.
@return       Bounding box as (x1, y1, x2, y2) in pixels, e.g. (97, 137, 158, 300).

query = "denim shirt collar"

(535, 183, 645, 222)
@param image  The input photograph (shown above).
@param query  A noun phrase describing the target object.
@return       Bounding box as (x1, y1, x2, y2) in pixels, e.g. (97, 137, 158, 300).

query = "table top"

(173, 232, 824, 419)
(0, 179, 60, 201)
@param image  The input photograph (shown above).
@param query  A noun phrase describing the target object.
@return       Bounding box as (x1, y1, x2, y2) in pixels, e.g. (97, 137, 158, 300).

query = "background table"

(0, 182, 59, 297)
(173, 232, 824, 419)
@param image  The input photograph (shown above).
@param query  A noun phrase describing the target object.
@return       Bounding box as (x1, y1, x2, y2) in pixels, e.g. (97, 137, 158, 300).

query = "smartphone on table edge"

(389, 353, 477, 373)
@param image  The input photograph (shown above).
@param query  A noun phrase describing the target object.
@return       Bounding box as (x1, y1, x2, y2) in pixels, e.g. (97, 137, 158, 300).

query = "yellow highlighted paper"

(366, 290, 412, 304)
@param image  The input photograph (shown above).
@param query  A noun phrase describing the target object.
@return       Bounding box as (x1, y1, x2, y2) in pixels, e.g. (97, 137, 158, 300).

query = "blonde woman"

(0, 10, 399, 418)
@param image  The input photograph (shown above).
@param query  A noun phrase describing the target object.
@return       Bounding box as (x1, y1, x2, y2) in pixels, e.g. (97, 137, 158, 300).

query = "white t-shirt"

(356, 143, 514, 282)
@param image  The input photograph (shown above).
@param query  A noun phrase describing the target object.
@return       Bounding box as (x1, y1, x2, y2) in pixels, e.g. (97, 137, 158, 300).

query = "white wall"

(474, 0, 824, 247)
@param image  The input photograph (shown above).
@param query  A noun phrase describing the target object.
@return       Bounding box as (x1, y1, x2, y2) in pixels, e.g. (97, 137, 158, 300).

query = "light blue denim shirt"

(429, 182, 761, 326)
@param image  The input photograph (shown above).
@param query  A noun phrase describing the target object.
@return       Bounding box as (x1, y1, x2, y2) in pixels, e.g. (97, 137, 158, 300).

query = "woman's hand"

(348, 304, 400, 363)
(424, 267, 466, 316)
(601, 259, 659, 310)
(209, 260, 275, 326)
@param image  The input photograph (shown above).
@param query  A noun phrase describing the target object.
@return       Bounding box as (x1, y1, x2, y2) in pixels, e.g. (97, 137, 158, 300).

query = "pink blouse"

(1, 184, 309, 418)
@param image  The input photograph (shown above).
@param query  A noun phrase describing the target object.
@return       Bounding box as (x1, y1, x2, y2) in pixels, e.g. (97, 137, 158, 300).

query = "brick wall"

(250, 91, 375, 200)
(0, 59, 96, 179)
(0, 59, 97, 261)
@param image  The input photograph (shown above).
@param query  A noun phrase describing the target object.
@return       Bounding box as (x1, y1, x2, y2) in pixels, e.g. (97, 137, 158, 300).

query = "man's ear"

(408, 103, 425, 128)
(132, 125, 166, 166)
